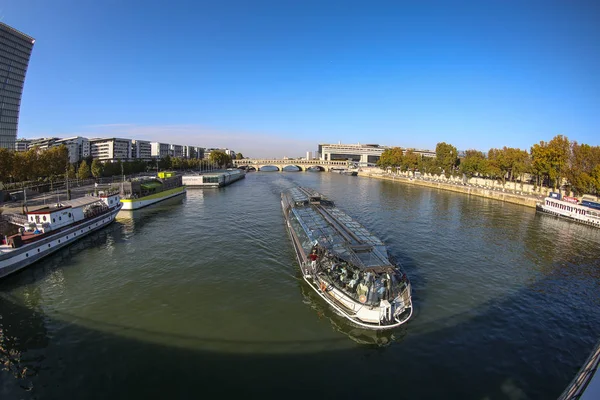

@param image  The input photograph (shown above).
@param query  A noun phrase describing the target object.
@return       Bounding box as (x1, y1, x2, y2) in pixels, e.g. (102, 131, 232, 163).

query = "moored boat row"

(0, 191, 122, 279)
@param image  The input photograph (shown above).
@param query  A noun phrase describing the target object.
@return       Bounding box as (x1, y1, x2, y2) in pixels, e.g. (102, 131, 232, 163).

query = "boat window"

(53, 218, 55, 223)
(43, 216, 47, 222)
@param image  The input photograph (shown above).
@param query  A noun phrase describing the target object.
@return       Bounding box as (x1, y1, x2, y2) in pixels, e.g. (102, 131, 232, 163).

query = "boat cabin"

(26, 205, 81, 233)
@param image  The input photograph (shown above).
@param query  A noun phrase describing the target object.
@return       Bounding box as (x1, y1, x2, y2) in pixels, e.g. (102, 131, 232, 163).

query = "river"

(1, 172, 599, 399)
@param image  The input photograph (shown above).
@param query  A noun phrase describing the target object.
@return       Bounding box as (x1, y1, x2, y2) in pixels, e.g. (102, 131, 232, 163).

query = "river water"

(1, 172, 599, 399)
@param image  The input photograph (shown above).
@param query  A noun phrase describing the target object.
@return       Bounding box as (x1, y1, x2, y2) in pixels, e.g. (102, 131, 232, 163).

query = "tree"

(77, 160, 91, 180)
(0, 148, 14, 182)
(91, 159, 103, 179)
(158, 155, 172, 170)
(401, 150, 419, 171)
(67, 163, 76, 180)
(235, 153, 244, 160)
(209, 151, 232, 168)
(377, 147, 403, 169)
(547, 135, 570, 191)
(459, 150, 487, 178)
(435, 142, 458, 177)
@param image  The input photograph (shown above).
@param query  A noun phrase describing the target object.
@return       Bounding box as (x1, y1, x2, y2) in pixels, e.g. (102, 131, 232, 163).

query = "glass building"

(0, 22, 35, 150)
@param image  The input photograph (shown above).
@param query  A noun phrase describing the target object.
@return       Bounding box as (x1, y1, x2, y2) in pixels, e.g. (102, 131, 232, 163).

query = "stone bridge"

(233, 158, 350, 171)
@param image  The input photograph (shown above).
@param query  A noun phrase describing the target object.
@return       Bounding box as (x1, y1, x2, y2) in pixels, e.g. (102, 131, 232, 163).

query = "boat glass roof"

(285, 187, 392, 269)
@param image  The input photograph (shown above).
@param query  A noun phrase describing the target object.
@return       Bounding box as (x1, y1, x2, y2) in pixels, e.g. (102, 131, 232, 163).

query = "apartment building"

(89, 138, 132, 162)
(54, 136, 90, 163)
(132, 139, 152, 161)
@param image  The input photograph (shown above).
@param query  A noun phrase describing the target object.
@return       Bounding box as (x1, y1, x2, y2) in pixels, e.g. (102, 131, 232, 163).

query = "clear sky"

(2, 0, 599, 158)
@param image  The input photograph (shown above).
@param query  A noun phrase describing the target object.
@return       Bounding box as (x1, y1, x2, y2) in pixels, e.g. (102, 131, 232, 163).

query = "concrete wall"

(359, 169, 540, 208)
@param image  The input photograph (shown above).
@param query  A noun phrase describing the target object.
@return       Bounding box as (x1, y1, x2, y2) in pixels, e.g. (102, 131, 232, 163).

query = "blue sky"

(2, 0, 599, 157)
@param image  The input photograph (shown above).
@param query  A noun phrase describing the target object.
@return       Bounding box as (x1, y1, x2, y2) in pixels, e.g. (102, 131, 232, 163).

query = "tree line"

(377, 135, 600, 196)
(0, 146, 242, 186)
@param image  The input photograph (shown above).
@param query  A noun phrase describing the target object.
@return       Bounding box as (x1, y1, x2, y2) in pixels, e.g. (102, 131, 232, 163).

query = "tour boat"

(120, 171, 186, 210)
(0, 191, 122, 279)
(281, 186, 413, 330)
(536, 193, 600, 228)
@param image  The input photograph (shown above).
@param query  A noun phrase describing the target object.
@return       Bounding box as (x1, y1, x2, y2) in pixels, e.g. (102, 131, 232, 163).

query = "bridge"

(233, 158, 351, 172)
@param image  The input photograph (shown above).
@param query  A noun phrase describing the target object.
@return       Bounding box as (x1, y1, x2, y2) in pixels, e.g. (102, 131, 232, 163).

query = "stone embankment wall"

(359, 170, 540, 209)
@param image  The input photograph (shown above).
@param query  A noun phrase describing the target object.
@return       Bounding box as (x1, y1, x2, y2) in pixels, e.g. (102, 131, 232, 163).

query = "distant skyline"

(3, 0, 599, 158)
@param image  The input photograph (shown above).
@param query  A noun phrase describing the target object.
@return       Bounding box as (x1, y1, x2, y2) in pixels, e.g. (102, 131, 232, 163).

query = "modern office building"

(0, 22, 35, 150)
(150, 142, 169, 159)
(318, 143, 388, 166)
(28, 137, 59, 150)
(132, 139, 152, 161)
(89, 138, 132, 162)
(169, 144, 183, 158)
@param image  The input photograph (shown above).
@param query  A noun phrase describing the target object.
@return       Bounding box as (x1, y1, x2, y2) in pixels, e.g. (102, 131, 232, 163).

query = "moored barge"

(536, 193, 600, 228)
(281, 186, 413, 329)
(0, 191, 122, 279)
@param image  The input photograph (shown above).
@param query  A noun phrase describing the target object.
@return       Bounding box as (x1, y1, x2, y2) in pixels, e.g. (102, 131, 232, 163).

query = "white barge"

(0, 191, 122, 279)
(281, 186, 413, 330)
(536, 193, 600, 228)
(182, 169, 246, 188)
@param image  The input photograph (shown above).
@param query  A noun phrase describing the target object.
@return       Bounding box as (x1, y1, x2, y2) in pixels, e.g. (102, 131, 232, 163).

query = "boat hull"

(0, 204, 122, 279)
(120, 186, 186, 210)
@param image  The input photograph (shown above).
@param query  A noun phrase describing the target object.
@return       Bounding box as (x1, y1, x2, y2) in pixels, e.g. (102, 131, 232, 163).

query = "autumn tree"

(435, 142, 458, 177)
(91, 159, 103, 179)
(77, 160, 91, 180)
(401, 150, 419, 171)
(377, 147, 403, 169)
(547, 135, 570, 191)
(0, 148, 14, 182)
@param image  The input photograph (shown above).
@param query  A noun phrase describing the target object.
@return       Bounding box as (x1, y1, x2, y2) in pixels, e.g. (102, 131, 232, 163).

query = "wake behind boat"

(281, 186, 413, 330)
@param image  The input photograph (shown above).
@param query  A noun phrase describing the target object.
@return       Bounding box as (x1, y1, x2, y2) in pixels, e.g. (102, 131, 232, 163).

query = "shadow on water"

(1, 266, 598, 399)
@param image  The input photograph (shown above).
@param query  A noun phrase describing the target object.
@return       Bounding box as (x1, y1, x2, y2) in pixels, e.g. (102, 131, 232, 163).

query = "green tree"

(459, 150, 487, 178)
(235, 153, 244, 160)
(435, 142, 458, 177)
(77, 160, 91, 180)
(91, 159, 103, 179)
(158, 155, 172, 170)
(209, 151, 232, 168)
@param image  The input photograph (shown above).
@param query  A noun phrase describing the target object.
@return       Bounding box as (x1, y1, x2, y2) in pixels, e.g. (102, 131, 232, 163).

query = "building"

(169, 144, 183, 158)
(318, 143, 388, 166)
(132, 139, 152, 161)
(28, 137, 59, 150)
(0, 23, 35, 150)
(15, 138, 30, 152)
(54, 136, 90, 163)
(150, 142, 169, 159)
(89, 138, 132, 162)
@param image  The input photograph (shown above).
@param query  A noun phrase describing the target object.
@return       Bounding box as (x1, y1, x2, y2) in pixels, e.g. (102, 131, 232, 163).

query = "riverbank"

(359, 171, 540, 208)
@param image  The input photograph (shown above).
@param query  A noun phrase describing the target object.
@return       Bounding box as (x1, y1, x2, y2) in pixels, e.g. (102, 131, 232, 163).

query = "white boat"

(0, 191, 122, 279)
(182, 169, 246, 188)
(281, 186, 413, 330)
(536, 194, 600, 228)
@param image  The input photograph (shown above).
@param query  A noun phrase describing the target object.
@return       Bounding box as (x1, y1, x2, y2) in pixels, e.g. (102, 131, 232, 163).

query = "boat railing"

(558, 338, 600, 400)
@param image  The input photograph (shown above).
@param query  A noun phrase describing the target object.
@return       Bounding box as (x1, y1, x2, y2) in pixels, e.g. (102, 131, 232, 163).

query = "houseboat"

(0, 191, 122, 279)
(120, 172, 186, 210)
(536, 193, 600, 228)
(182, 169, 246, 188)
(281, 186, 413, 330)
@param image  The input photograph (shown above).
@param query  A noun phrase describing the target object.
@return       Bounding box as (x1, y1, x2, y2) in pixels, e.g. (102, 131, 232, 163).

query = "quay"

(558, 338, 600, 400)
(182, 169, 245, 188)
(359, 170, 541, 209)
